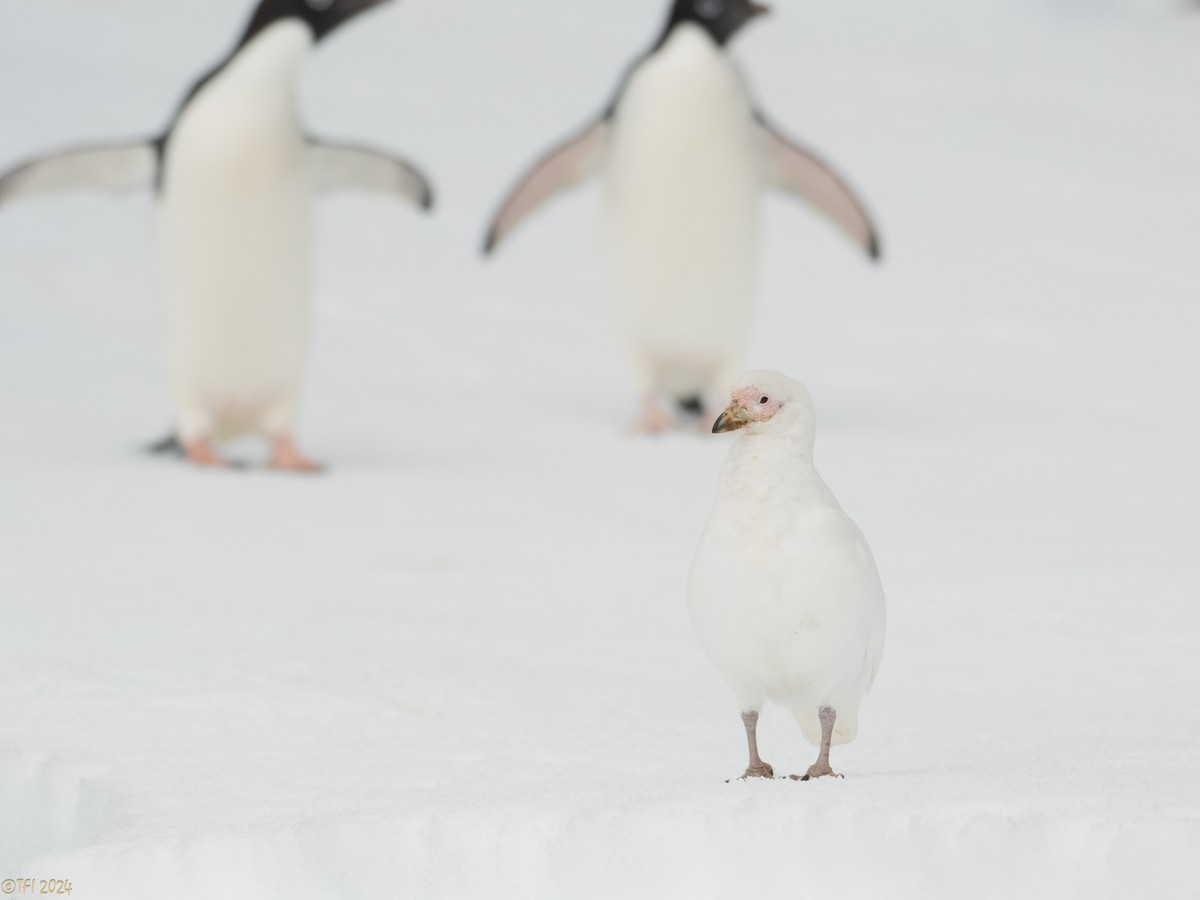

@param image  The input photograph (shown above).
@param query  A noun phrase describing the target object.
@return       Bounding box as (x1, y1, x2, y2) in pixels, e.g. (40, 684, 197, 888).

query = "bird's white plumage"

(158, 21, 315, 443)
(688, 372, 885, 746)
(604, 23, 760, 401)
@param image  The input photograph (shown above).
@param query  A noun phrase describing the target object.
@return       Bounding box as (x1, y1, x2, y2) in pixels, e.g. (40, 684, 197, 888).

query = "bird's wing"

(482, 119, 610, 255)
(0, 141, 159, 208)
(309, 139, 434, 211)
(757, 115, 881, 261)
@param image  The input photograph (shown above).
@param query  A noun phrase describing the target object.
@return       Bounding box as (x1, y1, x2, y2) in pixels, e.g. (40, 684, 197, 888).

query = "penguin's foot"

(697, 407, 725, 434)
(739, 762, 776, 780)
(790, 763, 843, 781)
(185, 439, 227, 468)
(628, 397, 676, 434)
(268, 436, 324, 474)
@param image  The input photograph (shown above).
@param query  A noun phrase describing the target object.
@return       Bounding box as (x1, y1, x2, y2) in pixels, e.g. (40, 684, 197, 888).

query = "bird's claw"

(185, 440, 228, 469)
(790, 764, 843, 781)
(268, 437, 325, 474)
(738, 762, 775, 780)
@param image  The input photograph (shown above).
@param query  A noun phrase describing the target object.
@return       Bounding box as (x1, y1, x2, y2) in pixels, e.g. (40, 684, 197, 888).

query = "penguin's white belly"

(688, 504, 885, 745)
(604, 25, 760, 396)
(159, 138, 312, 441)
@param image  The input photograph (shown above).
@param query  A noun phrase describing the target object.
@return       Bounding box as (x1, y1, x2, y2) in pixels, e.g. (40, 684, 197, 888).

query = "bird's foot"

(268, 437, 324, 474)
(628, 399, 676, 435)
(694, 409, 723, 434)
(790, 763, 843, 781)
(738, 762, 775, 780)
(185, 439, 228, 468)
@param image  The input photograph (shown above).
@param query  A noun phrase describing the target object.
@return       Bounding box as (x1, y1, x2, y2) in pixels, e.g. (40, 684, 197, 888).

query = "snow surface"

(2, 0, 1199, 897)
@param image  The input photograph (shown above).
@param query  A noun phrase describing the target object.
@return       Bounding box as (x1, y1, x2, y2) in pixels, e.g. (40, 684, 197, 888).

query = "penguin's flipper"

(482, 120, 610, 255)
(0, 141, 158, 208)
(757, 116, 881, 261)
(310, 140, 434, 211)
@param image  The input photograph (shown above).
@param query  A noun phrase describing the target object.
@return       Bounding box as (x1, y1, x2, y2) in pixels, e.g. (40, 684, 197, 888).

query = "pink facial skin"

(731, 386, 785, 423)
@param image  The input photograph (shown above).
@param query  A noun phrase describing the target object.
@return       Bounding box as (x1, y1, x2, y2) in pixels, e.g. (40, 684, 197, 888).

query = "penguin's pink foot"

(185, 439, 227, 468)
(695, 407, 725, 434)
(629, 398, 675, 434)
(268, 436, 324, 474)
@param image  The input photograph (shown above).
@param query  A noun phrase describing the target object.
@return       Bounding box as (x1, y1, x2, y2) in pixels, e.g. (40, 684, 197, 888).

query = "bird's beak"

(712, 403, 751, 434)
(748, 3, 771, 17)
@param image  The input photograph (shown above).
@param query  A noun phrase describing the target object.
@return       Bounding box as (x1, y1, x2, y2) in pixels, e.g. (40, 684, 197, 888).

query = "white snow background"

(1, 0, 1198, 897)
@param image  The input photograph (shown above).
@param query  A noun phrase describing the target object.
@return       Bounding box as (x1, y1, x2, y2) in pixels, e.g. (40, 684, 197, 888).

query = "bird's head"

(242, 0, 392, 46)
(664, 0, 770, 47)
(712, 371, 814, 437)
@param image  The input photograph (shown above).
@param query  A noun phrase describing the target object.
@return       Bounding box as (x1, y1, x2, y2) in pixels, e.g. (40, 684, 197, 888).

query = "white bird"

(688, 371, 885, 780)
(482, 0, 879, 433)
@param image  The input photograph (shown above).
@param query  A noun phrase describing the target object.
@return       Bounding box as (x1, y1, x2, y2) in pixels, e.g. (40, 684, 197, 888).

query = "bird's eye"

(694, 0, 726, 19)
(305, 0, 335, 9)
(759, 396, 769, 404)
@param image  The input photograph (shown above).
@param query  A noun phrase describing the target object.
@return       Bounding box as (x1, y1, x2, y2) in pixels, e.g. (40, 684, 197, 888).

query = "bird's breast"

(606, 26, 760, 208)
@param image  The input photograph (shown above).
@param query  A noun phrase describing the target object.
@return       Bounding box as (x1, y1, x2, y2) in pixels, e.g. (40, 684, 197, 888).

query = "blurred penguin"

(0, 0, 434, 470)
(483, 0, 880, 432)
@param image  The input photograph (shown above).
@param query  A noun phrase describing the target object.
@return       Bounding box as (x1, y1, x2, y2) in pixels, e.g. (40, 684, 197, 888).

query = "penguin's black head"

(664, 0, 769, 46)
(240, 0, 391, 47)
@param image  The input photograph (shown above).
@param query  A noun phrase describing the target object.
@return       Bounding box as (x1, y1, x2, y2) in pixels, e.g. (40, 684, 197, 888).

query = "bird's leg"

(628, 394, 675, 434)
(268, 435, 324, 474)
(792, 706, 844, 781)
(184, 438, 227, 468)
(739, 710, 775, 779)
